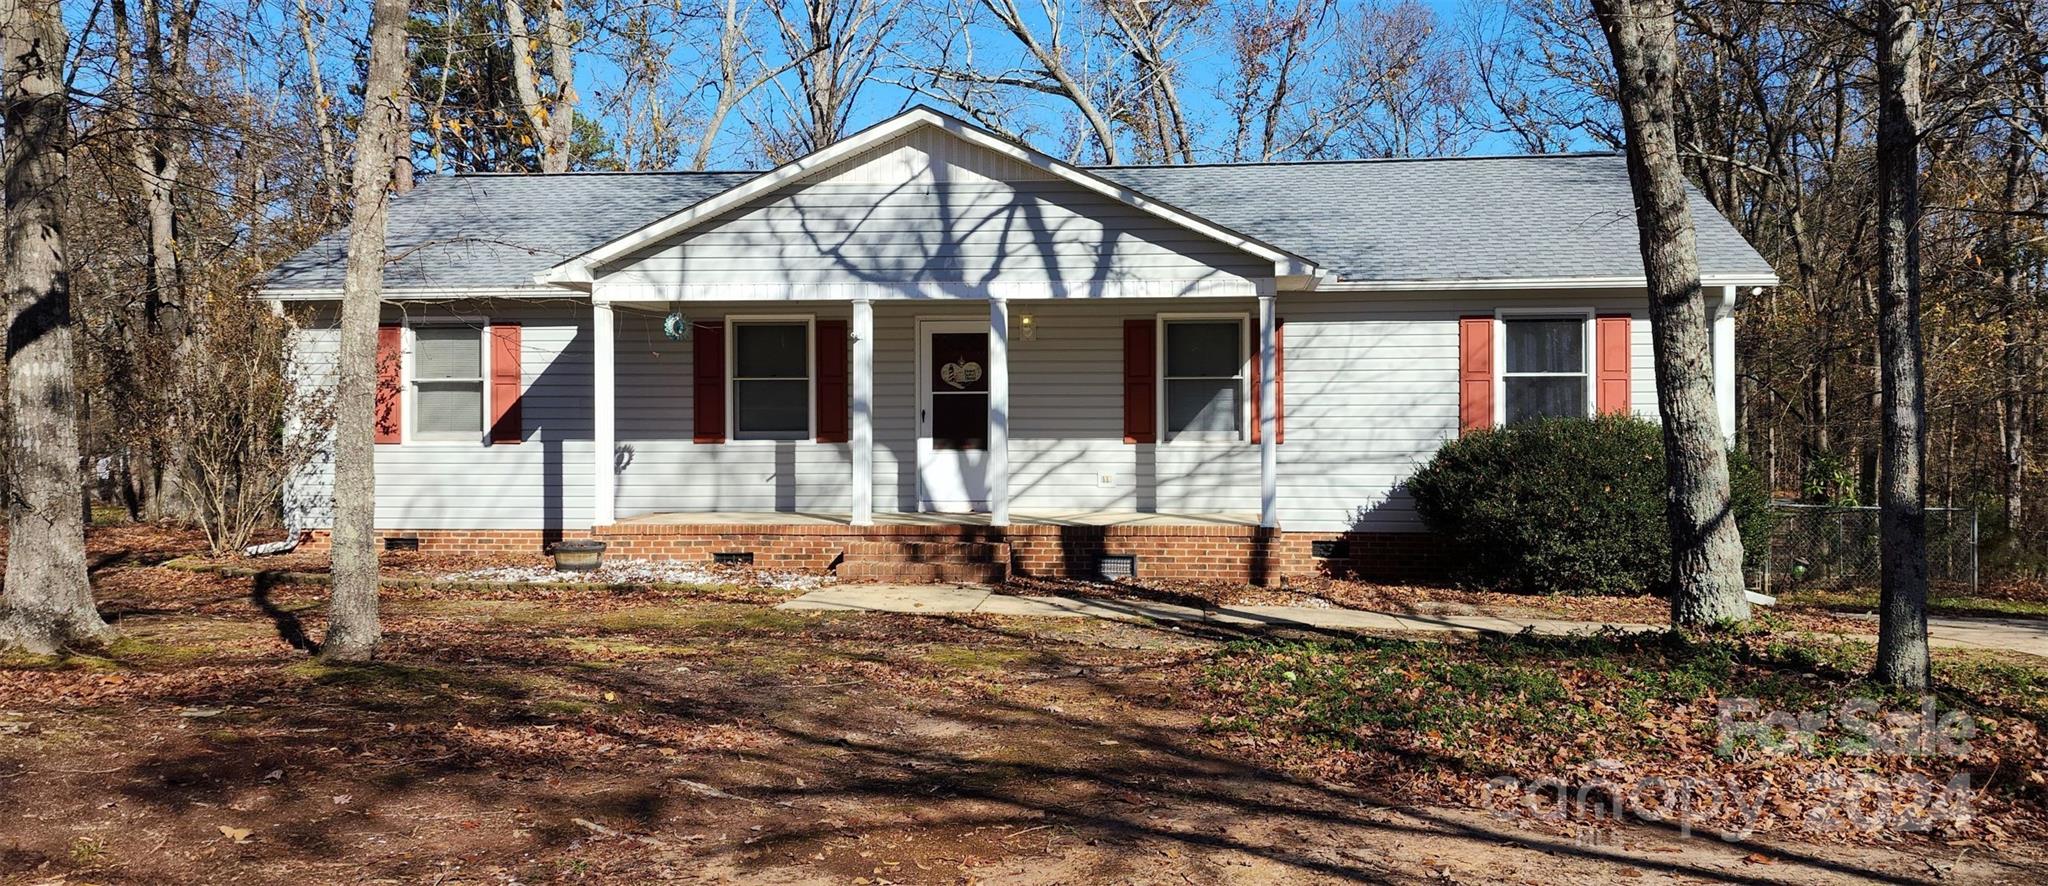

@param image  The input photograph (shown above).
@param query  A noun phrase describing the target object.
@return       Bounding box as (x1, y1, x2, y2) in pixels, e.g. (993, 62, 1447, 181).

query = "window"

(1162, 319, 1243, 440)
(411, 325, 485, 439)
(731, 320, 810, 440)
(1502, 316, 1589, 424)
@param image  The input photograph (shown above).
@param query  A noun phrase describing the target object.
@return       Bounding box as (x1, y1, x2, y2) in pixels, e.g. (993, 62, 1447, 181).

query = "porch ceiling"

(608, 510, 1261, 528)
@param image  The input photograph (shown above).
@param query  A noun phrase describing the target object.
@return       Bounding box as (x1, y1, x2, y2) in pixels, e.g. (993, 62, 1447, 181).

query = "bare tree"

(1326, 0, 1477, 158)
(756, 0, 901, 159)
(1872, 0, 1929, 688)
(296, 0, 346, 216)
(1220, 0, 1336, 161)
(504, 0, 579, 173)
(970, 0, 1123, 162)
(1592, 0, 1749, 626)
(1101, 0, 1202, 163)
(324, 0, 412, 662)
(692, 0, 808, 170)
(0, 0, 112, 654)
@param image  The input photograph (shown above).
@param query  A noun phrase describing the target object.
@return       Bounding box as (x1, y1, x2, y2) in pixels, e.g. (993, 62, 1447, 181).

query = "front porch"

(590, 295, 1287, 532)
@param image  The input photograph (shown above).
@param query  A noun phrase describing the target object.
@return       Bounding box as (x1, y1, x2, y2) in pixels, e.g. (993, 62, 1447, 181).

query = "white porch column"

(1257, 294, 1279, 528)
(1714, 285, 1738, 447)
(987, 297, 1010, 526)
(850, 298, 874, 525)
(592, 299, 616, 527)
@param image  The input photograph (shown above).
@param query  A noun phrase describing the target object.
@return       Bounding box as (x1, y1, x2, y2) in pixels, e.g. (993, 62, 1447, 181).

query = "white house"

(265, 108, 1778, 583)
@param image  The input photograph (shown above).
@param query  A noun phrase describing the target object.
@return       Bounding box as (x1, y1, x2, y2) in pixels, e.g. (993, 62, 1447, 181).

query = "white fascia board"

(263, 285, 577, 302)
(541, 107, 1319, 286)
(1312, 272, 1779, 292)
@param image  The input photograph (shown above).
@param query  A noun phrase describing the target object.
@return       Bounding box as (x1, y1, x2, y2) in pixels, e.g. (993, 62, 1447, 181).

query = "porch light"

(1017, 313, 1035, 341)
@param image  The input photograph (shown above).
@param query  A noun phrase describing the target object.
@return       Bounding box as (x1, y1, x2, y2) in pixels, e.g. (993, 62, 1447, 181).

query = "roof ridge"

(435, 169, 764, 178)
(1088, 152, 1621, 171)
(417, 153, 1622, 179)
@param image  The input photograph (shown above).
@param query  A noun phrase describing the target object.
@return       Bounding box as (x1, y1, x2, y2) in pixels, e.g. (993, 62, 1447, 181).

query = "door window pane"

(732, 322, 810, 440)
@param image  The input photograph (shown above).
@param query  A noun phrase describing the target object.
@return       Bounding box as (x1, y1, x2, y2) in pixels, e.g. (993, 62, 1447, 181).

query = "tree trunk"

(323, 0, 410, 662)
(1593, 0, 1749, 626)
(504, 0, 576, 173)
(0, 0, 112, 654)
(1872, 0, 1929, 689)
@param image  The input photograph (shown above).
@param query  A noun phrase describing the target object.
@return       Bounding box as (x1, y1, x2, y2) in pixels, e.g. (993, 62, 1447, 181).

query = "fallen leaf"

(218, 826, 253, 844)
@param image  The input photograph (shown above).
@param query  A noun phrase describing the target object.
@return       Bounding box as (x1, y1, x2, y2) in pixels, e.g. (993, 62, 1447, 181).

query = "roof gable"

(541, 107, 1318, 287)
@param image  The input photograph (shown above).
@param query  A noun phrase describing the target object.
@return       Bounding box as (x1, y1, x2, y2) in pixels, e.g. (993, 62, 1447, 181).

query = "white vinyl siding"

(1272, 290, 1658, 533)
(285, 301, 593, 531)
(283, 290, 1667, 535)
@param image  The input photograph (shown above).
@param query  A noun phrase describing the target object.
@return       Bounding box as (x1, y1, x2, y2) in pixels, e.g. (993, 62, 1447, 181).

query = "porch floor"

(607, 509, 1261, 528)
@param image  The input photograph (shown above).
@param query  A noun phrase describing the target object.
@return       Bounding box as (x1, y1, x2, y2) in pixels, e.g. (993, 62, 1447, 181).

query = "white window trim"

(1492, 307, 1597, 426)
(725, 314, 816, 443)
(1156, 312, 1251, 444)
(401, 316, 492, 446)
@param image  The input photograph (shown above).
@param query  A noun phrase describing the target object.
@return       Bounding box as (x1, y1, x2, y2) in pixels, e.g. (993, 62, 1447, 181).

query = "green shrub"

(1407, 414, 1772, 596)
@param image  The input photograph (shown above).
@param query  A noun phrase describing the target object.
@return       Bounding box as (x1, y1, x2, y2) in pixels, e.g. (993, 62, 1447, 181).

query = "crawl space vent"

(383, 536, 420, 552)
(713, 551, 755, 566)
(1311, 540, 1349, 560)
(1097, 554, 1137, 581)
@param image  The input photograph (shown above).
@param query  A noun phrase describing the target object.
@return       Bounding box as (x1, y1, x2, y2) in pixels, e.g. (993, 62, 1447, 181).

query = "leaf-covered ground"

(1, 525, 2045, 884)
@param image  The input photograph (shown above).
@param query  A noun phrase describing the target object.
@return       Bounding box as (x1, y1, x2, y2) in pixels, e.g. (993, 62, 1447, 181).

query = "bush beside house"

(1407, 415, 1771, 596)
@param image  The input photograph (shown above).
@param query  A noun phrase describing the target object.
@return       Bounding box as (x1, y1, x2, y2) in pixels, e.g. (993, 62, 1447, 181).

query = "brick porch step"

(837, 540, 1011, 583)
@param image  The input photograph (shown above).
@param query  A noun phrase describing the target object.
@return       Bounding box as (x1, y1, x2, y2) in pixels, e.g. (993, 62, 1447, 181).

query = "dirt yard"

(2, 526, 2043, 884)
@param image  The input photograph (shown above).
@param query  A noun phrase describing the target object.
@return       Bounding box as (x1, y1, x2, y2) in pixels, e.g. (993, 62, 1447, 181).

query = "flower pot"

(550, 539, 607, 572)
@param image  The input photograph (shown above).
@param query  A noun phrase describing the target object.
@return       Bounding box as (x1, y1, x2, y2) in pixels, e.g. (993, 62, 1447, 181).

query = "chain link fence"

(1759, 503, 1979, 596)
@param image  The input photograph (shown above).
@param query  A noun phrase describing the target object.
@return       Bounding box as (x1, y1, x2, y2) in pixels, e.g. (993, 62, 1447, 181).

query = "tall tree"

(503, 0, 578, 173)
(1592, 0, 1750, 626)
(324, 0, 412, 662)
(1871, 0, 1930, 688)
(0, 0, 112, 653)
(757, 0, 901, 159)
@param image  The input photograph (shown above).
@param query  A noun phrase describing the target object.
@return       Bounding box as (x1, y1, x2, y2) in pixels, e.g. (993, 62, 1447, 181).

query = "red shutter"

(692, 321, 726, 443)
(1122, 319, 1156, 444)
(1458, 316, 1494, 433)
(1251, 318, 1285, 444)
(487, 323, 522, 443)
(375, 324, 403, 443)
(814, 320, 849, 443)
(1596, 314, 1632, 415)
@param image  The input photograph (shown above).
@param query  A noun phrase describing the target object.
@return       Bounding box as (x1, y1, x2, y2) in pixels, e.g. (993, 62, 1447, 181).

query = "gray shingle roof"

(264, 154, 1776, 292)
(1094, 155, 1776, 283)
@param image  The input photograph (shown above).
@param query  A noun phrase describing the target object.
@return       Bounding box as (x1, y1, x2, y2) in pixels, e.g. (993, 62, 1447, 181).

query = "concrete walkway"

(777, 584, 2048, 657)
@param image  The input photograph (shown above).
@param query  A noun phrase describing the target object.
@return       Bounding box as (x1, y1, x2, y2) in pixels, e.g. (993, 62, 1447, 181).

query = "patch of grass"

(68, 835, 108, 866)
(1199, 630, 2045, 771)
(1780, 588, 2048, 619)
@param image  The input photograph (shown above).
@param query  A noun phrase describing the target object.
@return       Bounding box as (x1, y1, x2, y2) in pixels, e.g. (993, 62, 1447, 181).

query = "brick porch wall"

(297, 524, 1448, 584)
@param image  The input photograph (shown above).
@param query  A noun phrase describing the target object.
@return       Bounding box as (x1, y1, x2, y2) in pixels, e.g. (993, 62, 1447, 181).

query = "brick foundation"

(298, 523, 1447, 585)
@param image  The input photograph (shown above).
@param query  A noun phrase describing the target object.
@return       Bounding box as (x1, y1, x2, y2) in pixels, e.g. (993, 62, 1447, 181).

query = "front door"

(917, 321, 990, 512)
